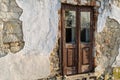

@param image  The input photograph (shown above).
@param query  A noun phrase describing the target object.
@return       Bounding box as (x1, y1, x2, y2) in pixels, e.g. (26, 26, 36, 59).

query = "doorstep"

(64, 73, 96, 80)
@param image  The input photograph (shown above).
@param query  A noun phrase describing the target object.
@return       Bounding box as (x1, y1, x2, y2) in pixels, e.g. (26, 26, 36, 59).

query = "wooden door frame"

(60, 3, 96, 76)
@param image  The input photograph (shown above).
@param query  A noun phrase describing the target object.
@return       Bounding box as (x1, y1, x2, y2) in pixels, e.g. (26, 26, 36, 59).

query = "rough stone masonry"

(0, 0, 24, 56)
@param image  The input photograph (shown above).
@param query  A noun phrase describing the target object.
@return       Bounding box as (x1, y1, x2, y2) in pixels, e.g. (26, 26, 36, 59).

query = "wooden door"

(78, 7, 94, 73)
(61, 4, 78, 75)
(61, 4, 94, 75)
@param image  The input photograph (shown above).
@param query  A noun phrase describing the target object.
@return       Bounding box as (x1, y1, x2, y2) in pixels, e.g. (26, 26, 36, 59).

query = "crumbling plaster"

(96, 0, 120, 66)
(0, 0, 60, 80)
(0, 0, 120, 79)
(97, 0, 120, 32)
(95, 0, 120, 78)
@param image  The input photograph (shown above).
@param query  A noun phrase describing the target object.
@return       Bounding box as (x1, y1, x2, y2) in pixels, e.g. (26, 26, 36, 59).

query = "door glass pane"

(80, 12, 90, 43)
(65, 10, 76, 43)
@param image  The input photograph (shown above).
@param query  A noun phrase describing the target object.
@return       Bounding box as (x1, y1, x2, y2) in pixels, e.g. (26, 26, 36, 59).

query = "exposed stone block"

(10, 46, 21, 53)
(10, 6, 23, 13)
(0, 19, 4, 30)
(10, 0, 18, 7)
(0, 3, 9, 12)
(0, 12, 7, 19)
(3, 34, 20, 43)
(9, 0, 23, 13)
(10, 42, 19, 47)
(4, 20, 22, 34)
(2, 0, 10, 8)
(2, 43, 10, 54)
(6, 12, 21, 20)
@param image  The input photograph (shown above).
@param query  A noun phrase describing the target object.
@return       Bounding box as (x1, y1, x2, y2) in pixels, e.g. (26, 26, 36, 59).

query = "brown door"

(61, 4, 94, 75)
(78, 7, 94, 74)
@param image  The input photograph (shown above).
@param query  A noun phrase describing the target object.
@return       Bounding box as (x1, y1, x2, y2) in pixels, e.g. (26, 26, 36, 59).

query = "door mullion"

(89, 9, 94, 71)
(77, 7, 81, 73)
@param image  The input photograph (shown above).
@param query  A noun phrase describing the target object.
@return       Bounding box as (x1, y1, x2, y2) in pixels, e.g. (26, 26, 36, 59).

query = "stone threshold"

(38, 73, 96, 80)
(64, 73, 96, 80)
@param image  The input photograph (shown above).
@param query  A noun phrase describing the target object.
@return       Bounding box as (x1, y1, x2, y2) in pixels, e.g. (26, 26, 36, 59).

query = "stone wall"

(49, 39, 60, 78)
(95, 18, 120, 79)
(0, 0, 24, 57)
(95, 0, 120, 79)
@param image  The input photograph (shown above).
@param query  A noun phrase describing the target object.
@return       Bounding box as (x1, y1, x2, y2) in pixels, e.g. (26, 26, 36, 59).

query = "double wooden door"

(61, 4, 94, 75)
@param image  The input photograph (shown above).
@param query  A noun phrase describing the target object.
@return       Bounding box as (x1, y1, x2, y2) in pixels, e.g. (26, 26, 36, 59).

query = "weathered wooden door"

(61, 4, 94, 75)
(78, 7, 94, 74)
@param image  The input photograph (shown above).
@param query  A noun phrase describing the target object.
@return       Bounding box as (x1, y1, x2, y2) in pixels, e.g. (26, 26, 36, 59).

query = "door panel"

(67, 48, 75, 67)
(82, 47, 90, 65)
(80, 44, 92, 73)
(65, 45, 77, 75)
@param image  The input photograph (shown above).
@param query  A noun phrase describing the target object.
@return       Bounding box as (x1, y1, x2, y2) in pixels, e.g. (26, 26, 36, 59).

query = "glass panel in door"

(80, 12, 90, 43)
(64, 10, 77, 75)
(65, 10, 76, 43)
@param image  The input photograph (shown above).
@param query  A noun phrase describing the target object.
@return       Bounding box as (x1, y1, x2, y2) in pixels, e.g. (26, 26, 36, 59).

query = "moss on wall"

(113, 67, 120, 80)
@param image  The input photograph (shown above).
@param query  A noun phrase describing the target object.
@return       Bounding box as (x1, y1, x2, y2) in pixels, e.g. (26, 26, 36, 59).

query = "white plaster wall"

(0, 0, 60, 80)
(0, 53, 50, 80)
(97, 0, 120, 32)
(16, 0, 60, 55)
